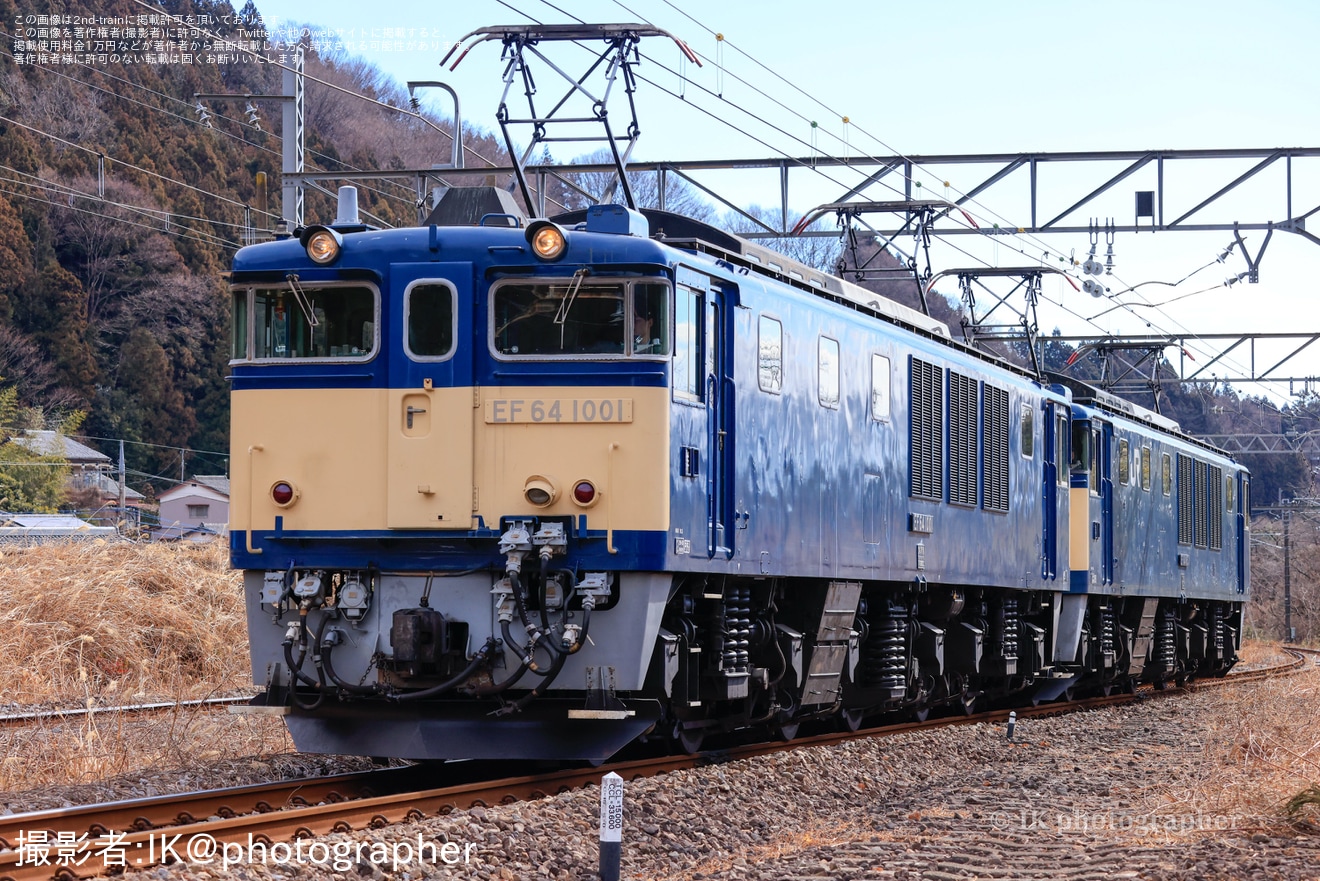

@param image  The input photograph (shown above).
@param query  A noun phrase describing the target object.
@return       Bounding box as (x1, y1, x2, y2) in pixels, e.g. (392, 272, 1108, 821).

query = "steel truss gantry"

(287, 147, 1320, 252)
(1041, 332, 1320, 397)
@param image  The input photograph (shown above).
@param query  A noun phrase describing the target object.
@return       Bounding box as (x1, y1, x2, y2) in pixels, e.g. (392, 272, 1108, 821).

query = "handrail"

(606, 442, 619, 554)
(245, 445, 264, 554)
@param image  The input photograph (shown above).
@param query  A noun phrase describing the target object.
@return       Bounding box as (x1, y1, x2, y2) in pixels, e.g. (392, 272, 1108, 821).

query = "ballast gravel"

(3, 667, 1317, 881)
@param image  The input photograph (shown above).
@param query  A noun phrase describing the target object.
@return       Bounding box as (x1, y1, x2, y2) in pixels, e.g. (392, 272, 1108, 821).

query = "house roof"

(190, 475, 230, 495)
(2, 513, 92, 529)
(158, 479, 230, 504)
(10, 431, 111, 465)
(151, 523, 222, 543)
(74, 472, 146, 501)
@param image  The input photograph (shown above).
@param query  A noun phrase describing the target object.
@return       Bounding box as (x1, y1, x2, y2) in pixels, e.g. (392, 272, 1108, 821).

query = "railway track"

(0, 646, 1311, 881)
(0, 697, 256, 730)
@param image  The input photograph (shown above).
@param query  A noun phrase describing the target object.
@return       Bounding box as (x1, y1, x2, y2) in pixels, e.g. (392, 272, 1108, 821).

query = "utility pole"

(283, 44, 305, 228)
(195, 42, 304, 235)
(117, 440, 126, 530)
(1282, 503, 1292, 642)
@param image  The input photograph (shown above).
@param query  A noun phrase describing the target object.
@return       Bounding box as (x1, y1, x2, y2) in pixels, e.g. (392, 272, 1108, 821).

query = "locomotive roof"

(552, 207, 952, 341)
(1049, 372, 1239, 463)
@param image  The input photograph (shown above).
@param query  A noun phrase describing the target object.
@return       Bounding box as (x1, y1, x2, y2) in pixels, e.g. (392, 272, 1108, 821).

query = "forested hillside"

(0, 0, 1315, 515)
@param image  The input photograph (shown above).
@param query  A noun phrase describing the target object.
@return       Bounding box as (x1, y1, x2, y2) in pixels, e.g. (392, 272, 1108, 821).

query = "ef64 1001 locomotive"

(230, 186, 1248, 761)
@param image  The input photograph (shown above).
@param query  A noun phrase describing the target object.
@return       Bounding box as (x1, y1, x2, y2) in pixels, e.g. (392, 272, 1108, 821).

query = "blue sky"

(248, 0, 1320, 402)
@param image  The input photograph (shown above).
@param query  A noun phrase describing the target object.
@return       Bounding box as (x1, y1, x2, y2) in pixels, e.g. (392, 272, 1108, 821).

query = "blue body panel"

(1070, 403, 1246, 602)
(660, 259, 1069, 590)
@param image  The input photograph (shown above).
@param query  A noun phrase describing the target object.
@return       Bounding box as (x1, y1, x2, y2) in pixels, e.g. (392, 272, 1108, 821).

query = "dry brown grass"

(1146, 650, 1320, 833)
(0, 540, 293, 792)
(0, 540, 247, 703)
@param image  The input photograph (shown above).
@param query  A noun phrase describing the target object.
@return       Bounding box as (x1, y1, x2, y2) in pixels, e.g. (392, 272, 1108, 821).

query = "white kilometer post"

(599, 771, 624, 881)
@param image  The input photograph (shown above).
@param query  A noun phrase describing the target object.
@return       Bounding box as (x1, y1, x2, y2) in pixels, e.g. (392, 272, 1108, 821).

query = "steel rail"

(0, 696, 256, 730)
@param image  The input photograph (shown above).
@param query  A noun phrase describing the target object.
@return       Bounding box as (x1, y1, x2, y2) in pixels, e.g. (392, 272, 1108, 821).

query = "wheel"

(673, 722, 704, 755)
(840, 708, 866, 732)
(958, 692, 980, 715)
(911, 706, 930, 723)
(772, 717, 800, 742)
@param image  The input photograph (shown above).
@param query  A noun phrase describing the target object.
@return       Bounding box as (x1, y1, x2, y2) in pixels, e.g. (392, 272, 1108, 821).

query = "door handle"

(406, 405, 427, 429)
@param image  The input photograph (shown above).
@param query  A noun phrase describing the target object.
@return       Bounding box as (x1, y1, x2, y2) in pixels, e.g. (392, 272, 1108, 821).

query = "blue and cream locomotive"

(230, 187, 1248, 761)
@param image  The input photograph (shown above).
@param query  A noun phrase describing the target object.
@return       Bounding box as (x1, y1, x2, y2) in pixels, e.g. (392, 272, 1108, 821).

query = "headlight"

(523, 475, 557, 507)
(300, 226, 343, 264)
(526, 221, 567, 260)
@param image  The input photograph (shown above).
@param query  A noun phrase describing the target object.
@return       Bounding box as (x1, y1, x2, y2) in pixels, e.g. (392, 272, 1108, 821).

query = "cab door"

(1098, 422, 1114, 585)
(706, 289, 734, 558)
(387, 264, 476, 529)
(1236, 474, 1250, 594)
(1042, 402, 1062, 581)
(671, 268, 734, 561)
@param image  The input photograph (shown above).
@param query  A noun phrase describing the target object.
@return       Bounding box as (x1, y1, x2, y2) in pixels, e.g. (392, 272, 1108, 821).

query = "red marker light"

(271, 482, 296, 505)
(572, 481, 596, 505)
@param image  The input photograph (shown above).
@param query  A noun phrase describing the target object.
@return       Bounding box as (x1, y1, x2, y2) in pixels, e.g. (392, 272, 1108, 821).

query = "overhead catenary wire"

(125, 0, 507, 176)
(0, 182, 242, 250)
(0, 34, 432, 220)
(582, 0, 1288, 402)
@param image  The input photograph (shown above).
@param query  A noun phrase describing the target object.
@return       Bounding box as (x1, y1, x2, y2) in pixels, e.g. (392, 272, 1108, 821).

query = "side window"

(631, 283, 670, 355)
(1088, 428, 1101, 496)
(1021, 404, 1034, 458)
(758, 315, 783, 393)
(870, 354, 891, 421)
(1056, 415, 1068, 487)
(818, 336, 840, 409)
(1141, 446, 1152, 492)
(1226, 475, 1234, 512)
(1162, 452, 1172, 496)
(405, 282, 455, 359)
(1117, 438, 1130, 485)
(674, 286, 702, 400)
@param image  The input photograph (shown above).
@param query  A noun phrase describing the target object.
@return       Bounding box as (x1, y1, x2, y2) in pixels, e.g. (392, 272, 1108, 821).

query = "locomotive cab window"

(233, 283, 378, 361)
(1117, 438, 1131, 485)
(1070, 421, 1090, 473)
(1141, 446, 1152, 491)
(491, 279, 669, 358)
(405, 282, 456, 359)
